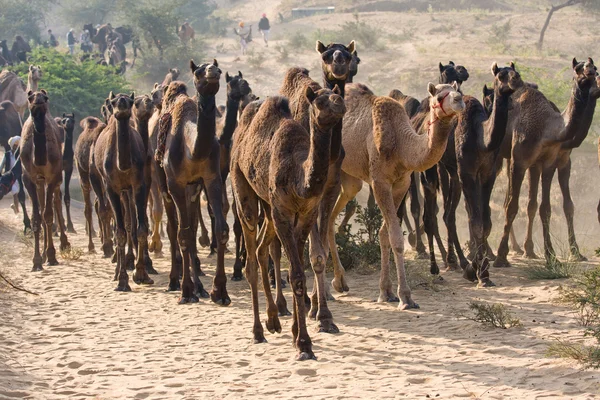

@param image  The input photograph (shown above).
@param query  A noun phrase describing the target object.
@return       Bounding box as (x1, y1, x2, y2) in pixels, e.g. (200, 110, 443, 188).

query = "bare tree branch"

(537, 0, 583, 50)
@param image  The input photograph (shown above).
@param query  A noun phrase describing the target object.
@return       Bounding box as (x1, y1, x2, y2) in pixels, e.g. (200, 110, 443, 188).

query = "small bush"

(246, 49, 266, 69)
(60, 247, 83, 261)
(465, 302, 522, 329)
(275, 44, 289, 62)
(524, 259, 578, 280)
(547, 341, 600, 369)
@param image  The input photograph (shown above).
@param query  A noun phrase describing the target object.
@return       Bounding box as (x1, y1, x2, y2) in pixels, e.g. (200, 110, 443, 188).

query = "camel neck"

(116, 117, 132, 171)
(31, 107, 47, 166)
(192, 93, 217, 159)
(27, 77, 38, 92)
(559, 81, 590, 143)
(322, 77, 346, 98)
(562, 86, 598, 150)
(63, 124, 74, 161)
(302, 118, 332, 198)
(220, 95, 240, 145)
(482, 89, 511, 151)
(136, 118, 150, 153)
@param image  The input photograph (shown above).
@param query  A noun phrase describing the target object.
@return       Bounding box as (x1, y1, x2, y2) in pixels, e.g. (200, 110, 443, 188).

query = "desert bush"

(524, 258, 578, 280)
(333, 203, 381, 271)
(465, 302, 522, 329)
(246, 50, 266, 69)
(60, 247, 84, 261)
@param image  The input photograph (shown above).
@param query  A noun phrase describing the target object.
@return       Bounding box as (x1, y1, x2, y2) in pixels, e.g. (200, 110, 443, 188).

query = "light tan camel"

(0, 70, 27, 118)
(27, 65, 42, 92)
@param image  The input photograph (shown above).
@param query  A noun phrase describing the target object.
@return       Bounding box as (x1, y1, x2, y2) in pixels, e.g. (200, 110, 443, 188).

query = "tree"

(59, 0, 118, 27)
(537, 0, 589, 50)
(0, 0, 52, 44)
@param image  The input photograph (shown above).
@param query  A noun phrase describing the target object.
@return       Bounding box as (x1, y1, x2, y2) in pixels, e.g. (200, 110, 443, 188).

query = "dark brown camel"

(148, 83, 166, 254)
(231, 86, 346, 360)
(155, 60, 229, 305)
(20, 90, 70, 271)
(93, 92, 154, 290)
(0, 147, 31, 233)
(56, 113, 77, 234)
(494, 58, 597, 268)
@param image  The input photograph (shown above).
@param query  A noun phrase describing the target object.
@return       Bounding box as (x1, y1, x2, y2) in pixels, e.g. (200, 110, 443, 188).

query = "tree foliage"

(8, 47, 129, 119)
(0, 0, 52, 43)
(59, 0, 118, 27)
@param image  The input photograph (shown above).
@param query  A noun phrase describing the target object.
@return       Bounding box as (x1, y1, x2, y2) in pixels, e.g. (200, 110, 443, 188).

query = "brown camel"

(27, 65, 42, 92)
(0, 70, 27, 118)
(327, 82, 465, 308)
(75, 116, 107, 253)
(494, 58, 597, 268)
(56, 113, 77, 234)
(20, 90, 70, 271)
(452, 63, 516, 287)
(93, 92, 154, 291)
(161, 68, 180, 86)
(0, 100, 21, 150)
(155, 60, 229, 305)
(178, 22, 195, 44)
(231, 86, 346, 360)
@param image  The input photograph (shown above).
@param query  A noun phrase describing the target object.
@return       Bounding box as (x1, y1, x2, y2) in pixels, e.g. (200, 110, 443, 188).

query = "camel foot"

(525, 250, 539, 260)
(569, 251, 587, 262)
(415, 251, 429, 260)
(331, 275, 349, 293)
(167, 279, 181, 292)
(145, 257, 158, 275)
(178, 294, 199, 304)
(88, 246, 96, 254)
(478, 279, 496, 288)
(31, 264, 44, 272)
(493, 258, 512, 268)
(398, 298, 419, 310)
(253, 333, 267, 344)
(125, 253, 135, 271)
(378, 292, 400, 303)
(308, 305, 317, 320)
(60, 240, 71, 252)
(111, 252, 117, 263)
(231, 275, 244, 282)
(67, 225, 76, 234)
(47, 248, 58, 265)
(210, 289, 231, 306)
(195, 282, 210, 299)
(208, 247, 217, 257)
(278, 302, 291, 317)
(198, 234, 210, 248)
(296, 351, 317, 361)
(463, 264, 478, 282)
(115, 282, 132, 292)
(512, 246, 524, 256)
(133, 270, 154, 285)
(408, 231, 417, 248)
(430, 262, 440, 275)
(103, 246, 114, 259)
(265, 315, 282, 334)
(232, 260, 244, 281)
(318, 319, 339, 334)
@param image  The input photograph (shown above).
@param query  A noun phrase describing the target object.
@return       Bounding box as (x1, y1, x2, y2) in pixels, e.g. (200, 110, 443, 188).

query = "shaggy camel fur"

(231, 86, 346, 360)
(93, 92, 154, 291)
(75, 116, 107, 252)
(328, 82, 465, 309)
(27, 65, 42, 92)
(494, 58, 597, 268)
(156, 60, 229, 305)
(0, 70, 27, 118)
(452, 63, 516, 286)
(20, 90, 70, 271)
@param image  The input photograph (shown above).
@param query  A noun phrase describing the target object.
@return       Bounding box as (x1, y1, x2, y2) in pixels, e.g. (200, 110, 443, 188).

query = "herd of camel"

(0, 39, 599, 361)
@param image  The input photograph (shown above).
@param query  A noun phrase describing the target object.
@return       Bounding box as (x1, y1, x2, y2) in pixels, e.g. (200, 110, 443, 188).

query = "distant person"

(258, 13, 270, 47)
(48, 29, 58, 47)
(80, 29, 92, 53)
(66, 29, 77, 55)
(234, 21, 252, 56)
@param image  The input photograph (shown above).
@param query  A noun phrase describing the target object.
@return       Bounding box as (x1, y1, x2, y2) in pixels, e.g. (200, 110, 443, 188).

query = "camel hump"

(372, 96, 407, 158)
(80, 116, 102, 130)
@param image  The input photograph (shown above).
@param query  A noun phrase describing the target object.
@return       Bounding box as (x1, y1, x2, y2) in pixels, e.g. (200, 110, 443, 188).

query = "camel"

(0, 40, 12, 65)
(0, 101, 21, 151)
(27, 65, 42, 92)
(178, 22, 195, 44)
(451, 63, 516, 286)
(20, 90, 70, 271)
(327, 82, 465, 308)
(75, 116, 107, 253)
(161, 68, 180, 86)
(56, 113, 77, 234)
(147, 83, 166, 255)
(494, 58, 597, 268)
(0, 70, 27, 119)
(93, 92, 154, 291)
(11, 36, 31, 63)
(155, 60, 229, 305)
(231, 85, 346, 360)
(0, 147, 31, 233)
(347, 50, 361, 83)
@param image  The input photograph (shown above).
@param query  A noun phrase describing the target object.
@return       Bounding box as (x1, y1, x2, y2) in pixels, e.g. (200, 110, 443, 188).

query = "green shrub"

(524, 259, 578, 280)
(8, 47, 130, 120)
(333, 203, 381, 271)
(465, 302, 522, 329)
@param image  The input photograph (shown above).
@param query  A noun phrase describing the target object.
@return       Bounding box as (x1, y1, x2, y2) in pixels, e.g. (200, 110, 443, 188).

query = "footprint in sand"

(296, 368, 317, 377)
(67, 361, 83, 369)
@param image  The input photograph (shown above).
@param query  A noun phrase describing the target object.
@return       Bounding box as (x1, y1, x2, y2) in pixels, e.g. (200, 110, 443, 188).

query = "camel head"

(101, 97, 114, 123)
(27, 89, 49, 113)
(240, 92, 259, 114)
(169, 68, 180, 80)
(133, 94, 155, 120)
(490, 62, 516, 98)
(316, 40, 355, 81)
(225, 71, 251, 101)
(572, 57, 597, 92)
(151, 83, 164, 108)
(28, 65, 42, 81)
(190, 59, 221, 97)
(427, 82, 465, 119)
(109, 92, 135, 120)
(591, 74, 600, 100)
(347, 50, 361, 83)
(61, 113, 76, 133)
(306, 84, 346, 129)
(438, 61, 469, 90)
(482, 84, 494, 115)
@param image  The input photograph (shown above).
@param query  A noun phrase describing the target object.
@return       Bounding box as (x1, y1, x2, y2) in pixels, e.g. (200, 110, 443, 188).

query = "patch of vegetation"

(9, 47, 129, 119)
(275, 44, 289, 62)
(465, 302, 522, 329)
(0, 0, 51, 43)
(246, 49, 266, 69)
(524, 259, 578, 280)
(16, 232, 33, 250)
(60, 247, 83, 261)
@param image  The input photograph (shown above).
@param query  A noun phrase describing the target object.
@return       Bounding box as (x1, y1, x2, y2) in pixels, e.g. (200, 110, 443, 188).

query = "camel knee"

(527, 198, 538, 217)
(116, 229, 127, 247)
(177, 229, 192, 251)
(290, 271, 307, 297)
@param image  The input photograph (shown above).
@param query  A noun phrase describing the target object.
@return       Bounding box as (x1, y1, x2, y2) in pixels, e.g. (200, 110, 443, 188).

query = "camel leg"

(408, 174, 427, 258)
(494, 160, 526, 268)
(328, 172, 362, 294)
(338, 199, 357, 235)
(523, 166, 541, 259)
(372, 178, 418, 309)
(197, 190, 210, 248)
(82, 181, 95, 253)
(90, 172, 114, 258)
(64, 166, 76, 233)
(23, 175, 43, 271)
(148, 178, 163, 255)
(443, 171, 468, 270)
(188, 184, 208, 291)
(53, 187, 70, 251)
(133, 184, 154, 285)
(481, 172, 497, 261)
(558, 159, 586, 261)
(231, 198, 245, 281)
(106, 188, 131, 291)
(269, 236, 289, 316)
(123, 195, 136, 271)
(164, 192, 182, 292)
(44, 183, 59, 265)
(272, 207, 315, 361)
(204, 176, 230, 306)
(18, 178, 31, 234)
(422, 176, 440, 276)
(540, 167, 560, 266)
(503, 169, 524, 256)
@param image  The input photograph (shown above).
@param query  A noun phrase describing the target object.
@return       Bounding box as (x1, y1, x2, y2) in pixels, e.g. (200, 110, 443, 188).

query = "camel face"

(225, 71, 251, 100)
(316, 41, 355, 81)
(428, 83, 465, 117)
(307, 86, 346, 127)
(439, 61, 469, 89)
(27, 90, 49, 108)
(151, 84, 164, 108)
(482, 84, 494, 115)
(29, 65, 42, 81)
(0, 171, 15, 200)
(169, 68, 180, 80)
(191, 59, 221, 96)
(133, 95, 155, 120)
(110, 93, 135, 119)
(61, 113, 75, 133)
(573, 57, 597, 91)
(491, 64, 516, 97)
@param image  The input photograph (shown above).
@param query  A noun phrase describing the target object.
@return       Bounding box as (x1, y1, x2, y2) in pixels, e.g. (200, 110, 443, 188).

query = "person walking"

(234, 21, 251, 55)
(80, 29, 92, 53)
(66, 29, 77, 55)
(48, 29, 58, 47)
(258, 13, 270, 47)
(0, 136, 22, 214)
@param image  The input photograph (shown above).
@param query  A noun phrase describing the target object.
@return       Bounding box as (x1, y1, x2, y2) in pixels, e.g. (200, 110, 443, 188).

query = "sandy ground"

(1, 190, 600, 399)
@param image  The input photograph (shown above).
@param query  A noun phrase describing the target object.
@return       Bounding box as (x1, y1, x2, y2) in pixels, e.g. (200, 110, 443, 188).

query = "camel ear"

(439, 62, 444, 73)
(483, 84, 488, 97)
(305, 86, 318, 103)
(169, 68, 173, 73)
(154, 83, 159, 89)
(510, 61, 516, 71)
(588, 57, 595, 65)
(225, 72, 231, 82)
(491, 62, 499, 76)
(346, 40, 355, 54)
(449, 61, 455, 66)
(109, 91, 115, 100)
(62, 113, 66, 118)
(40, 89, 47, 95)
(190, 59, 198, 72)
(213, 58, 218, 67)
(316, 40, 327, 54)
(37, 65, 41, 70)
(427, 82, 436, 96)
(238, 71, 243, 78)
(332, 84, 341, 95)
(29, 64, 33, 71)
(452, 82, 459, 91)
(130, 92, 135, 100)
(27, 90, 33, 97)
(572, 57, 579, 69)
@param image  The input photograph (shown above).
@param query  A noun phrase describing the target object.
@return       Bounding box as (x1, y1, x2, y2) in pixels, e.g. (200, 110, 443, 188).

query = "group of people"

(234, 13, 270, 55)
(47, 28, 93, 55)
